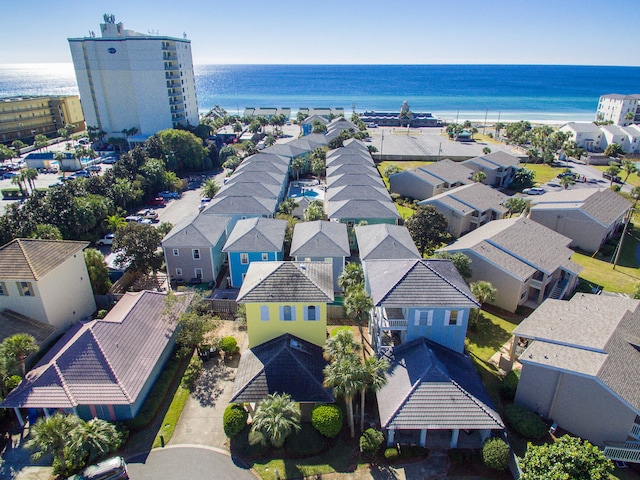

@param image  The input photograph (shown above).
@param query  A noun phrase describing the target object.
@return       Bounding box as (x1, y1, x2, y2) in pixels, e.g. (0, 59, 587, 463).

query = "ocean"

(1, 63, 640, 123)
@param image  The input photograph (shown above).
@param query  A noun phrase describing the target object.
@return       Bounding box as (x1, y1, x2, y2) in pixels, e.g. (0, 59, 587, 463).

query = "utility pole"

(483, 108, 488, 135)
(613, 207, 633, 270)
(380, 130, 384, 160)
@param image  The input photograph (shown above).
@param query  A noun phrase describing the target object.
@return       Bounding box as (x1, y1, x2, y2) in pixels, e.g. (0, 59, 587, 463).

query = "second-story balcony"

(375, 307, 408, 330)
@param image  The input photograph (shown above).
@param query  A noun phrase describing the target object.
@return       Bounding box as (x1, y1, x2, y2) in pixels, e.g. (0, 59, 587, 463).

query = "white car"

(522, 187, 545, 195)
(96, 233, 115, 246)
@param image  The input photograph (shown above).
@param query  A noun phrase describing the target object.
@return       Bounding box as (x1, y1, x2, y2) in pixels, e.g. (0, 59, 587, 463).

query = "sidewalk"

(0, 422, 52, 480)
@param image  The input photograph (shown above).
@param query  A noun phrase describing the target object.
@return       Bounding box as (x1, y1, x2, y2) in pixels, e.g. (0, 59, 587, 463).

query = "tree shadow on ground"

(467, 313, 512, 354)
(192, 359, 234, 408)
(369, 464, 402, 479)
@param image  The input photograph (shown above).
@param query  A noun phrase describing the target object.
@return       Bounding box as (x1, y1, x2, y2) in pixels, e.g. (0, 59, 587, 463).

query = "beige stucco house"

(389, 159, 473, 201)
(511, 294, 640, 462)
(528, 188, 631, 253)
(419, 183, 508, 238)
(439, 217, 582, 313)
(0, 239, 96, 335)
(461, 151, 522, 187)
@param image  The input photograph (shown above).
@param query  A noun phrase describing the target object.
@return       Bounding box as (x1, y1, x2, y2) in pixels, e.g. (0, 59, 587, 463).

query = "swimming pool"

(288, 181, 325, 200)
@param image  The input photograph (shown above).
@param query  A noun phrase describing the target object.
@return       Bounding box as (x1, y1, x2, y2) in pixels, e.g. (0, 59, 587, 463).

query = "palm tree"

(472, 171, 487, 183)
(605, 163, 621, 187)
(337, 263, 364, 293)
(344, 286, 374, 349)
(250, 393, 301, 448)
(291, 156, 306, 181)
(105, 215, 126, 233)
(324, 329, 360, 363)
(303, 200, 325, 221)
(470, 281, 497, 323)
(494, 122, 505, 138)
(10, 175, 25, 197)
(277, 198, 297, 216)
(625, 111, 635, 123)
(12, 140, 26, 156)
(559, 175, 574, 189)
(359, 356, 389, 432)
(26, 413, 81, 472)
(324, 356, 363, 437)
(0, 333, 38, 377)
(23, 168, 38, 193)
(69, 418, 122, 465)
(33, 134, 48, 152)
(621, 159, 637, 184)
(482, 147, 492, 155)
(201, 178, 220, 199)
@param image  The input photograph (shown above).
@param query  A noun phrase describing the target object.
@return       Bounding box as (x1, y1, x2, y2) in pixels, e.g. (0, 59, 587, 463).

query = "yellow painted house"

(237, 261, 334, 348)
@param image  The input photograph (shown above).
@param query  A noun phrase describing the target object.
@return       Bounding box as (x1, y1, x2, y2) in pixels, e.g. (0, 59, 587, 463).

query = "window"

(415, 310, 432, 326)
(306, 305, 317, 321)
(281, 305, 295, 321)
(261, 253, 269, 261)
(260, 306, 270, 321)
(445, 310, 460, 326)
(240, 253, 249, 264)
(0, 282, 7, 296)
(192, 249, 200, 260)
(18, 282, 34, 297)
(173, 249, 179, 256)
(194, 268, 203, 279)
(175, 268, 183, 276)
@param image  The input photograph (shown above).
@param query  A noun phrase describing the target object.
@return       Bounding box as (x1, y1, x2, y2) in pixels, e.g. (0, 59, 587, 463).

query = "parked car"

(138, 218, 153, 225)
(557, 172, 575, 179)
(158, 190, 179, 199)
(522, 187, 546, 195)
(70, 170, 90, 179)
(147, 196, 165, 207)
(125, 215, 141, 223)
(137, 209, 159, 222)
(2, 172, 17, 180)
(67, 456, 128, 480)
(96, 233, 115, 246)
(86, 165, 102, 172)
(102, 157, 118, 164)
(603, 171, 622, 183)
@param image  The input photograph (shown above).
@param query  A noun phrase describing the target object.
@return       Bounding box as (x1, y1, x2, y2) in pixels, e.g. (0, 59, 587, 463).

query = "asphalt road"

(127, 446, 256, 480)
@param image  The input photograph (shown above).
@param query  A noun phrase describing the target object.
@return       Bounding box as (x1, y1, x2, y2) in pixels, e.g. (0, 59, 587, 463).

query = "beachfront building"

(596, 94, 640, 126)
(68, 14, 199, 138)
(243, 107, 291, 120)
(560, 122, 605, 152)
(360, 101, 442, 127)
(0, 96, 85, 145)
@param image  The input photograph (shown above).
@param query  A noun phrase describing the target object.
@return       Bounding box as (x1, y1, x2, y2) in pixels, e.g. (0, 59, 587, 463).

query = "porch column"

(450, 429, 459, 448)
(387, 428, 395, 446)
(480, 429, 490, 442)
(13, 408, 24, 428)
(73, 407, 79, 417)
(43, 408, 51, 418)
(419, 429, 427, 447)
(509, 336, 518, 363)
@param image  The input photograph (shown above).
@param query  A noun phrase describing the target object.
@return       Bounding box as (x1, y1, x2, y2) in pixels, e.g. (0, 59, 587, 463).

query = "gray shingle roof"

(365, 259, 479, 308)
(440, 217, 581, 277)
(327, 173, 384, 188)
(562, 122, 605, 134)
(218, 181, 281, 199)
(162, 214, 231, 248)
(0, 239, 88, 280)
(1, 291, 190, 409)
(241, 152, 291, 166)
(227, 166, 288, 182)
(326, 185, 391, 203)
(327, 199, 400, 220)
(326, 153, 374, 167)
(223, 217, 287, 252)
(355, 224, 420, 260)
(466, 151, 521, 169)
(230, 333, 333, 403)
(420, 183, 508, 215)
(237, 262, 334, 303)
(263, 142, 309, 158)
(201, 195, 277, 217)
(377, 337, 503, 430)
(290, 220, 350, 257)
(515, 294, 640, 412)
(326, 163, 378, 178)
(417, 159, 474, 185)
(0, 309, 57, 346)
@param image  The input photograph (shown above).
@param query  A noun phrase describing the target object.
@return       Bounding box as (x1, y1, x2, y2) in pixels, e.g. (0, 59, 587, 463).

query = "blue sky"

(1, 0, 639, 65)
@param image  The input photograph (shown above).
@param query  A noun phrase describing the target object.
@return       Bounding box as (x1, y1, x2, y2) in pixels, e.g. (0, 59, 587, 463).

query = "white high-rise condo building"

(595, 94, 640, 127)
(68, 14, 199, 137)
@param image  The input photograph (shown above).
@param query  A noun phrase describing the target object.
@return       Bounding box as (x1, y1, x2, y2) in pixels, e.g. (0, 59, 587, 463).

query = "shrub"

(384, 447, 399, 461)
(383, 445, 427, 462)
(285, 424, 325, 456)
(181, 355, 202, 389)
(482, 437, 510, 471)
(505, 404, 547, 439)
(231, 425, 269, 458)
(5, 375, 22, 391)
(500, 369, 521, 400)
(359, 428, 384, 459)
(223, 403, 248, 439)
(219, 336, 238, 354)
(96, 309, 108, 319)
(311, 404, 343, 438)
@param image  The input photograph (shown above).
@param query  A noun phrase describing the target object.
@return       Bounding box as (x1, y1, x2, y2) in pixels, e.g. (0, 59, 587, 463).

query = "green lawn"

(395, 203, 415, 219)
(572, 252, 640, 294)
(591, 165, 640, 188)
(152, 385, 190, 448)
(253, 438, 359, 480)
(522, 163, 565, 185)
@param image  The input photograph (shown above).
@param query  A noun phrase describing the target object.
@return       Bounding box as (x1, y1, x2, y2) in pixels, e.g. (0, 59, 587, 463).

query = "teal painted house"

(365, 259, 479, 354)
(223, 217, 287, 288)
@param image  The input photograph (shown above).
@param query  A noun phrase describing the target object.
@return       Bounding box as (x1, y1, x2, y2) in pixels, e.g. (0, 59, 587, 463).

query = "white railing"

(529, 279, 543, 290)
(631, 423, 640, 439)
(604, 442, 640, 463)
(380, 318, 408, 329)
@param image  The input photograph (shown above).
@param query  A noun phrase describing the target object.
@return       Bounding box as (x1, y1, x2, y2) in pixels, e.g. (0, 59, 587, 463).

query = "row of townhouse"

(561, 121, 640, 154)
